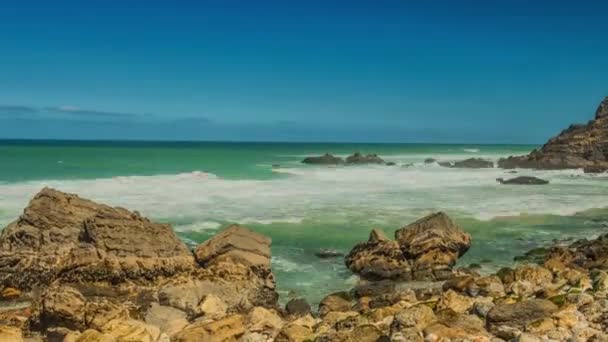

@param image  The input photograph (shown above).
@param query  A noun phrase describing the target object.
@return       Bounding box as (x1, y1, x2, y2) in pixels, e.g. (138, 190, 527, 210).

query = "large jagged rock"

(301, 153, 344, 165)
(346, 213, 471, 281)
(345, 229, 412, 280)
(0, 188, 196, 291)
(345, 152, 386, 165)
(498, 96, 608, 171)
(395, 212, 471, 280)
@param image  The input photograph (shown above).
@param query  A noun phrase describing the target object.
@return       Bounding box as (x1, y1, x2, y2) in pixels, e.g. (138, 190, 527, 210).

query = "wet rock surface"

(440, 158, 495, 169)
(497, 176, 549, 185)
(301, 153, 344, 165)
(345, 152, 386, 165)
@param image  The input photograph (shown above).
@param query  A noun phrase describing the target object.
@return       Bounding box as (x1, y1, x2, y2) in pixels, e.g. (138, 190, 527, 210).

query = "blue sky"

(0, 0, 607, 143)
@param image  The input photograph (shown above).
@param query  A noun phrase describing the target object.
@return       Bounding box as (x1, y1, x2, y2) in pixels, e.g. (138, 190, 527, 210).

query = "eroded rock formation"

(498, 96, 608, 172)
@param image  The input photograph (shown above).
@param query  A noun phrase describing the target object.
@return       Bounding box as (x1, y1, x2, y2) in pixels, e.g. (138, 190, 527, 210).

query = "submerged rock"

(314, 249, 344, 259)
(498, 96, 608, 171)
(301, 153, 344, 165)
(440, 158, 494, 168)
(345, 152, 386, 165)
(424, 158, 437, 164)
(496, 176, 549, 185)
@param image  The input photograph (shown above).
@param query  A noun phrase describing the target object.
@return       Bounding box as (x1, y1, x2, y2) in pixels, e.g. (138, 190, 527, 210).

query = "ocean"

(1, 140, 607, 305)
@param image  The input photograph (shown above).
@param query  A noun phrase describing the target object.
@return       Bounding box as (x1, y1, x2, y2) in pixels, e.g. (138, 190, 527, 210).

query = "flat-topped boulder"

(396, 212, 471, 280)
(301, 153, 344, 165)
(345, 152, 386, 165)
(0, 188, 195, 290)
(194, 224, 273, 280)
(496, 176, 549, 185)
(440, 158, 494, 169)
(498, 96, 608, 171)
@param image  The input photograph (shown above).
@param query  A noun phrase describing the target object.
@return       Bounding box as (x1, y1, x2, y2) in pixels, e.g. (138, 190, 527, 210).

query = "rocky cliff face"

(498, 96, 608, 172)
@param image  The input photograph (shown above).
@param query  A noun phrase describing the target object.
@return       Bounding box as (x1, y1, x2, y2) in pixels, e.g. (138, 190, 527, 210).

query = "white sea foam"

(463, 148, 480, 153)
(0, 166, 606, 230)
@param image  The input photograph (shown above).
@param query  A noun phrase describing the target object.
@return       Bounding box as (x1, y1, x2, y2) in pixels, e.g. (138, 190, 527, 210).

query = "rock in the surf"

(496, 176, 549, 185)
(395, 212, 471, 280)
(498, 96, 608, 171)
(440, 158, 494, 169)
(345, 152, 386, 165)
(301, 153, 344, 165)
(194, 224, 274, 283)
(345, 229, 412, 280)
(315, 249, 344, 259)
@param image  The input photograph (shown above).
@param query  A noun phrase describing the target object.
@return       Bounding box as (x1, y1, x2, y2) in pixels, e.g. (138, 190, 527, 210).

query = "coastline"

(1, 188, 607, 341)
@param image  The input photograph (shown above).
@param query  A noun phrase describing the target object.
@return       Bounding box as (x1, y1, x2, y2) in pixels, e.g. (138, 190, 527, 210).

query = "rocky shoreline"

(0, 189, 607, 341)
(498, 97, 608, 173)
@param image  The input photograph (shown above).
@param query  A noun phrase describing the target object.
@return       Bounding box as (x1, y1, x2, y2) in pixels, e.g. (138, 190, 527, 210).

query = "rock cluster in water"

(1, 188, 608, 341)
(345, 213, 471, 281)
(439, 158, 495, 169)
(498, 96, 608, 173)
(302, 152, 387, 165)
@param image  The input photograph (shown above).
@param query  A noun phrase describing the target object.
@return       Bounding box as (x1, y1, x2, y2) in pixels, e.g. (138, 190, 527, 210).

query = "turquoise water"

(1, 140, 608, 304)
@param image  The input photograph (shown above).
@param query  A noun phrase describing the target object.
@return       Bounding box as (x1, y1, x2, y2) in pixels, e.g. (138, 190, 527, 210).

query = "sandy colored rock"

(192, 224, 278, 308)
(40, 285, 86, 331)
(84, 298, 129, 331)
(199, 294, 228, 320)
(487, 299, 559, 334)
(246, 306, 284, 334)
(345, 229, 412, 280)
(173, 314, 245, 342)
(0, 188, 195, 291)
(390, 304, 436, 332)
(318, 292, 353, 316)
(144, 303, 188, 337)
(101, 318, 162, 342)
(275, 323, 313, 342)
(0, 325, 23, 342)
(395, 212, 471, 280)
(435, 289, 474, 314)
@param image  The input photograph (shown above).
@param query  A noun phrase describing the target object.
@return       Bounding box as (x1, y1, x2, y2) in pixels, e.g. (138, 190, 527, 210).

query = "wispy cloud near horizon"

(0, 104, 150, 121)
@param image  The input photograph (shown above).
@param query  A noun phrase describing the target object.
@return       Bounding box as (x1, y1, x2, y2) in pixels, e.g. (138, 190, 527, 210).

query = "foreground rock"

(440, 158, 494, 169)
(345, 229, 412, 280)
(3, 188, 608, 341)
(496, 176, 549, 185)
(301, 153, 344, 165)
(0, 188, 279, 341)
(345, 152, 386, 165)
(0, 187, 195, 291)
(346, 213, 471, 281)
(498, 96, 608, 171)
(396, 212, 472, 280)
